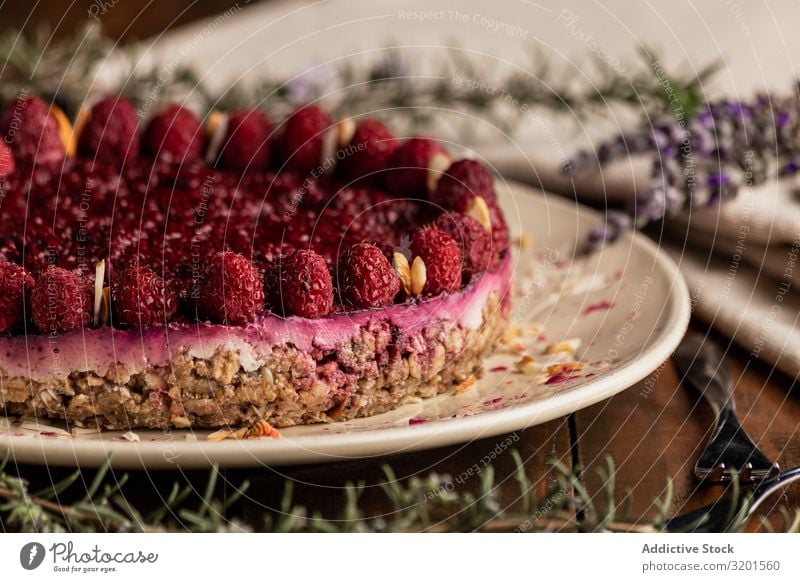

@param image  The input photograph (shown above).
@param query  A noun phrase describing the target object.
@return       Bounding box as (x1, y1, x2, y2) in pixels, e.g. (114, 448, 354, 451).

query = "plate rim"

(1, 182, 691, 469)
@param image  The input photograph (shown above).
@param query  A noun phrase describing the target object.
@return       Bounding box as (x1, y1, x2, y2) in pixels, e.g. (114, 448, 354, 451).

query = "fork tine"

(707, 463, 727, 483)
(675, 334, 779, 485)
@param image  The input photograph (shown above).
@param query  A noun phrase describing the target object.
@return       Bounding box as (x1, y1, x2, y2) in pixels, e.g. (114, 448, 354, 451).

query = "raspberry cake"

(0, 95, 512, 430)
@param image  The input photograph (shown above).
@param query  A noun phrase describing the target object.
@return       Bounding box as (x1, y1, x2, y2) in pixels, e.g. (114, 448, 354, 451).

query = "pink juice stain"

(546, 373, 578, 384)
(585, 300, 614, 315)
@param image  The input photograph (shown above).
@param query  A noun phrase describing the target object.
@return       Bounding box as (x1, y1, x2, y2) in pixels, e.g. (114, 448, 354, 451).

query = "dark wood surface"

(1, 0, 799, 533)
(0, 1, 258, 42)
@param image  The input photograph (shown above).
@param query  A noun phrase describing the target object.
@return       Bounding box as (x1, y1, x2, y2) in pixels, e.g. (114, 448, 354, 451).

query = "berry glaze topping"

(0, 96, 511, 344)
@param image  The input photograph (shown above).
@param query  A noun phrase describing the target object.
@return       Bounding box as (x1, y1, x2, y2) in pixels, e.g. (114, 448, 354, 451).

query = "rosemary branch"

(1, 448, 796, 533)
(0, 25, 717, 132)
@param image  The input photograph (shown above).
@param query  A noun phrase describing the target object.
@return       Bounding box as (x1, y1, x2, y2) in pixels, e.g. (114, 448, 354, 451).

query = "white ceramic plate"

(0, 181, 690, 469)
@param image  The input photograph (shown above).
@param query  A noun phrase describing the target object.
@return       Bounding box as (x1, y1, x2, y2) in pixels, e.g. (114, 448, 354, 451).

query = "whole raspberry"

(195, 251, 264, 325)
(337, 243, 400, 309)
(143, 104, 205, 163)
(0, 142, 14, 178)
(78, 96, 140, 166)
(410, 227, 462, 296)
(1, 96, 65, 166)
(338, 118, 397, 182)
(31, 267, 92, 334)
(279, 105, 333, 173)
(217, 109, 273, 171)
(111, 265, 177, 328)
(0, 262, 34, 334)
(430, 159, 495, 210)
(384, 136, 450, 197)
(265, 249, 333, 318)
(434, 213, 492, 279)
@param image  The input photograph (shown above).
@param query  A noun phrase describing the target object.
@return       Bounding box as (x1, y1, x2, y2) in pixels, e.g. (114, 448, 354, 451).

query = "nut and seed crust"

(0, 293, 509, 430)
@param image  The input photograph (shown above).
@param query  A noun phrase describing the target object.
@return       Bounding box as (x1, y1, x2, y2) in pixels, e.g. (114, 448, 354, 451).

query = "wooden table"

(3, 322, 798, 532)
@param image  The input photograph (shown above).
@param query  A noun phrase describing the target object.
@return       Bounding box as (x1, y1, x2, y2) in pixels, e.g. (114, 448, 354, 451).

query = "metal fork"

(673, 333, 779, 482)
(666, 464, 800, 532)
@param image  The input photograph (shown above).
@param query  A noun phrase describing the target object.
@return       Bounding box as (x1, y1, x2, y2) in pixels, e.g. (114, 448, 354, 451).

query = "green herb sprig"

(0, 25, 718, 131)
(2, 449, 796, 533)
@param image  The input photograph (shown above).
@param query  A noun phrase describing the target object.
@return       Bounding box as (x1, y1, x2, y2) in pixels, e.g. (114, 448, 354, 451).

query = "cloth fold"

(554, 161, 800, 379)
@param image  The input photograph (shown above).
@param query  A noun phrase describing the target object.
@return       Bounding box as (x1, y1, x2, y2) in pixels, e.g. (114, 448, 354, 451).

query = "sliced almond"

(426, 151, 452, 193)
(319, 124, 339, 169)
(325, 400, 347, 421)
(454, 376, 476, 394)
(515, 354, 541, 375)
(393, 252, 412, 295)
(544, 338, 582, 356)
(204, 109, 229, 163)
(121, 431, 140, 442)
(206, 429, 232, 442)
(93, 259, 106, 327)
(247, 419, 281, 439)
(503, 323, 524, 344)
(545, 362, 585, 376)
(170, 415, 191, 428)
(466, 196, 492, 234)
(515, 232, 533, 250)
(509, 342, 528, 354)
(336, 116, 357, 147)
(91, 282, 111, 329)
(410, 256, 427, 296)
(100, 287, 110, 326)
(50, 105, 78, 156)
(71, 107, 92, 155)
(205, 109, 226, 135)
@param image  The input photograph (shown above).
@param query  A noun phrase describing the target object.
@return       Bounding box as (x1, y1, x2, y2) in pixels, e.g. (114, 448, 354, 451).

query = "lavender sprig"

(567, 86, 800, 237)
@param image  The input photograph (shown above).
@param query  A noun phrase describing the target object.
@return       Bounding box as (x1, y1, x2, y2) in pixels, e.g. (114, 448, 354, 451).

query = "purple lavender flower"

(285, 60, 335, 104)
(585, 211, 632, 253)
(569, 81, 800, 247)
(782, 160, 800, 175)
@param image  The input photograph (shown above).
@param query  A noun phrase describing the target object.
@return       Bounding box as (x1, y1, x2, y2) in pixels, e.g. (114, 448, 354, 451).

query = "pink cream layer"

(0, 256, 512, 382)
